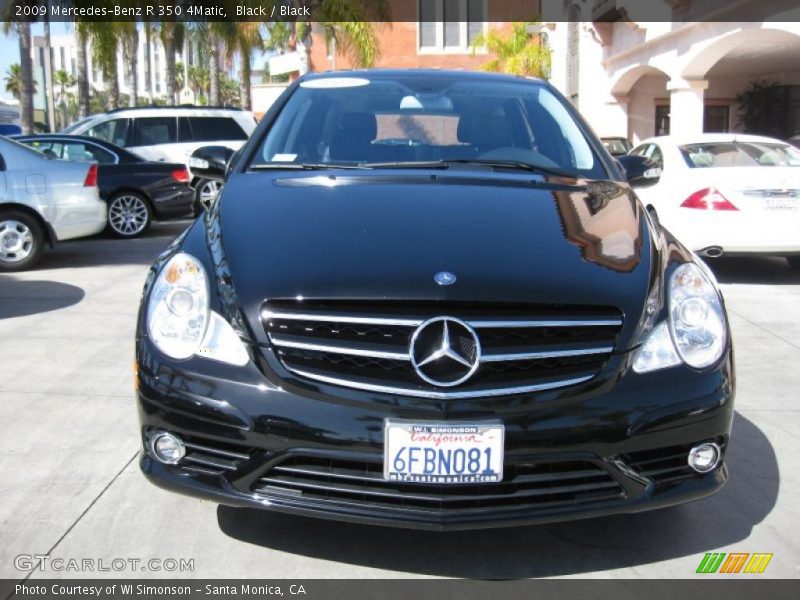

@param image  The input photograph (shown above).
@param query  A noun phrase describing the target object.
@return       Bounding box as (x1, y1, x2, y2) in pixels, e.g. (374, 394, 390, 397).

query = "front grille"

(624, 440, 726, 484)
(252, 455, 625, 514)
(262, 300, 622, 398)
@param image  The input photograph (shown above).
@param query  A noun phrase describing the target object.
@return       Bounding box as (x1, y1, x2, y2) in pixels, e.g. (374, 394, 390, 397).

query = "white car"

(0, 137, 106, 271)
(62, 106, 257, 209)
(630, 133, 800, 268)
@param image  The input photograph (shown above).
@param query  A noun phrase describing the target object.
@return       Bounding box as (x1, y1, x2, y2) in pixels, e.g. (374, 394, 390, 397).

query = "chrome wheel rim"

(198, 180, 222, 209)
(0, 219, 34, 263)
(109, 195, 148, 236)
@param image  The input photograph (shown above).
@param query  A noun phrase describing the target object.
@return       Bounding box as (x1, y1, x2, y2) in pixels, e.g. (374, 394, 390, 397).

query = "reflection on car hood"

(216, 171, 652, 348)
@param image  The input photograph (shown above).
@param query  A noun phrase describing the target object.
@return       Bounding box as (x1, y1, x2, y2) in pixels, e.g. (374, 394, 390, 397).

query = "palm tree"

(43, 10, 56, 132)
(53, 69, 76, 129)
(319, 22, 381, 68)
(188, 65, 209, 101)
(159, 22, 186, 104)
(227, 23, 263, 111)
(219, 73, 240, 107)
(120, 23, 139, 107)
(4, 64, 24, 100)
(294, 1, 389, 69)
(265, 22, 292, 55)
(472, 22, 552, 78)
(142, 21, 153, 102)
(208, 22, 237, 106)
(74, 23, 90, 118)
(82, 22, 122, 109)
(2, 22, 35, 134)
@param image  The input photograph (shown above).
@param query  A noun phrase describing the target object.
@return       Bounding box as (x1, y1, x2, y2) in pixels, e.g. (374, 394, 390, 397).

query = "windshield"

(680, 141, 800, 168)
(252, 75, 606, 178)
(60, 116, 97, 134)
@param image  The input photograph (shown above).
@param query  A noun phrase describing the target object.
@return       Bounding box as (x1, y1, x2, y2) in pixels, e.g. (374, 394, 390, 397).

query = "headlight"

(632, 321, 681, 373)
(633, 261, 727, 373)
(668, 262, 727, 368)
(148, 253, 209, 359)
(147, 253, 249, 366)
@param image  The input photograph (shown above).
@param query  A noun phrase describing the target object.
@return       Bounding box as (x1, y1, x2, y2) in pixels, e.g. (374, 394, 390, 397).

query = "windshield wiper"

(360, 161, 449, 169)
(250, 162, 369, 171)
(441, 159, 581, 179)
(361, 159, 580, 179)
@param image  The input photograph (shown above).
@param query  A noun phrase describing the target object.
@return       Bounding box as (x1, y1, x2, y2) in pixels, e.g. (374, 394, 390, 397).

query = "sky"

(0, 22, 70, 103)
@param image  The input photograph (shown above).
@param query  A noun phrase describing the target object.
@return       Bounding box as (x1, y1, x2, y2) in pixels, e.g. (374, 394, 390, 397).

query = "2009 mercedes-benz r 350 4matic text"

(136, 70, 734, 530)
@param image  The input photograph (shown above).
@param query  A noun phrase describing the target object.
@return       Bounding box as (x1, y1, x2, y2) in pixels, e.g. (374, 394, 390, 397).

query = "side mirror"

(617, 155, 661, 188)
(189, 146, 235, 182)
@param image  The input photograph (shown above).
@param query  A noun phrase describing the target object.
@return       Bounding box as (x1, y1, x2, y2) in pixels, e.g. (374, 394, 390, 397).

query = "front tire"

(0, 210, 45, 271)
(107, 192, 152, 238)
(787, 256, 800, 270)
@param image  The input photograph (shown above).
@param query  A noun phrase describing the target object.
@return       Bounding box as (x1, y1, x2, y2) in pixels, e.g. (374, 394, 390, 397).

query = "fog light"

(688, 442, 721, 473)
(151, 432, 185, 464)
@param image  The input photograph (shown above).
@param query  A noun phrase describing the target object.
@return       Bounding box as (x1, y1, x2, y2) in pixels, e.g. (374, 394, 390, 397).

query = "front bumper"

(136, 341, 735, 531)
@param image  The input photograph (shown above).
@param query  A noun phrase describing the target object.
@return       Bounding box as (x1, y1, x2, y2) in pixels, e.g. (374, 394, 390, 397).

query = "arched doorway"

(610, 65, 670, 144)
(681, 27, 800, 138)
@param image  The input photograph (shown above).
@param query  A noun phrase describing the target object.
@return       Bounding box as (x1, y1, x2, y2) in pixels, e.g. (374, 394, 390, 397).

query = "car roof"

(13, 133, 143, 161)
(301, 68, 547, 85)
(639, 133, 790, 146)
(82, 106, 248, 120)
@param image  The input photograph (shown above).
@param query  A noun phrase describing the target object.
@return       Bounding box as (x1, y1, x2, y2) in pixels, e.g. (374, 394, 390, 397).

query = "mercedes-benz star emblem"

(410, 316, 481, 387)
(434, 271, 457, 286)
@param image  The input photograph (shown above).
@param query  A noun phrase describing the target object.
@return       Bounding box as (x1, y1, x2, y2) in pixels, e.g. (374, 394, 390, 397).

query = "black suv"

(136, 70, 734, 530)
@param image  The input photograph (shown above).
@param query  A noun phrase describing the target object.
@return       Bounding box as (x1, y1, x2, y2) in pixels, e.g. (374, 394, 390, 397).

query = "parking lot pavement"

(1, 225, 798, 580)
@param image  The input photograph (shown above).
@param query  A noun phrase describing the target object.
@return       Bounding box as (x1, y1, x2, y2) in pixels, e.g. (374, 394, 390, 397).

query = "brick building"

(305, 0, 539, 72)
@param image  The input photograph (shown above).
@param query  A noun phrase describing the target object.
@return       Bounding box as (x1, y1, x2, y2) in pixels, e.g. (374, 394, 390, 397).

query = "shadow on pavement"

(706, 256, 800, 285)
(0, 278, 85, 319)
(31, 221, 192, 271)
(217, 412, 777, 578)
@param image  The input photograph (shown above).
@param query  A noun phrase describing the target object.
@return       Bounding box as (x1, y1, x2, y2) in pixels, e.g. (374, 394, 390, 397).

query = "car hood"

(215, 171, 654, 348)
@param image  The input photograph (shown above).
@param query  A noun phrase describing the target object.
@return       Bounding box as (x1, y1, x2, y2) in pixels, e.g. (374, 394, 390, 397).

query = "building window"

(418, 0, 487, 53)
(655, 105, 670, 136)
(704, 105, 729, 133)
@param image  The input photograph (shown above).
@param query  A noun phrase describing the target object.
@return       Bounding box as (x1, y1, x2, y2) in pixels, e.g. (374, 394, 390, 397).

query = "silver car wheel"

(108, 195, 149, 236)
(0, 219, 34, 263)
(198, 180, 222, 209)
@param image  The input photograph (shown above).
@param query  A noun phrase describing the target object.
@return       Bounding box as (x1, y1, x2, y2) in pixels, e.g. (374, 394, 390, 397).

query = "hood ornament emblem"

(410, 317, 481, 387)
(434, 271, 457, 286)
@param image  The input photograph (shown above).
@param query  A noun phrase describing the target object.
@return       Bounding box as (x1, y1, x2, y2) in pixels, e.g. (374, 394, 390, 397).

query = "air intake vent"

(178, 437, 254, 476)
(253, 454, 626, 514)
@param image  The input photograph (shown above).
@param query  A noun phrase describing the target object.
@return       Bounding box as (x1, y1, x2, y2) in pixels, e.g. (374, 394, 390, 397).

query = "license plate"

(383, 420, 504, 484)
(766, 197, 798, 210)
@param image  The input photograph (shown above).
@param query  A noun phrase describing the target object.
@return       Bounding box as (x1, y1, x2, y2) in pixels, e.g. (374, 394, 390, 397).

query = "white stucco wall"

(548, 16, 800, 142)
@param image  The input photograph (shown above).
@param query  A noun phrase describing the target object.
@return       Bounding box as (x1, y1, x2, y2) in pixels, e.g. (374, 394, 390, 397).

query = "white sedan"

(629, 133, 800, 269)
(0, 137, 107, 271)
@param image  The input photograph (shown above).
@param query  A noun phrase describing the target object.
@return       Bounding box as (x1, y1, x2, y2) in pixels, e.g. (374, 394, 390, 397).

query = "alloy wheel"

(108, 195, 149, 236)
(0, 219, 34, 264)
(198, 180, 222, 210)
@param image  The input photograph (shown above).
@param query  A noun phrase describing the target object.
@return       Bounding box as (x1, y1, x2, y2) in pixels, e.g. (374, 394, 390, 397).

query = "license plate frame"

(383, 419, 504, 484)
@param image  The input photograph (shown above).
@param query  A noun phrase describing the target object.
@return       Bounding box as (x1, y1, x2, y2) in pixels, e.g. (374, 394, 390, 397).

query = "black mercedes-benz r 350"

(135, 70, 734, 530)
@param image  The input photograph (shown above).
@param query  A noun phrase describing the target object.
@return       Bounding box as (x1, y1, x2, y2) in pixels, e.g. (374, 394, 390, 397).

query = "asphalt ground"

(1, 220, 797, 579)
